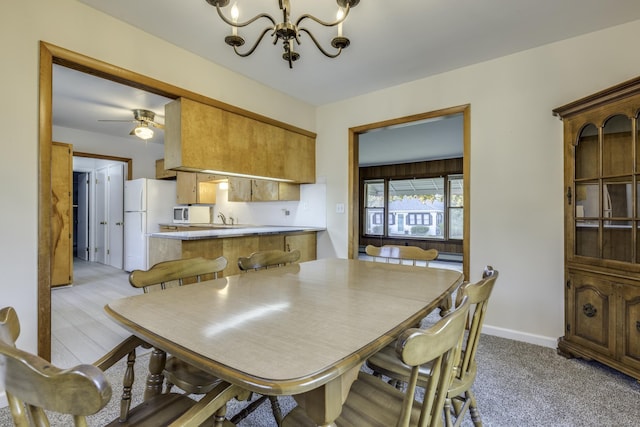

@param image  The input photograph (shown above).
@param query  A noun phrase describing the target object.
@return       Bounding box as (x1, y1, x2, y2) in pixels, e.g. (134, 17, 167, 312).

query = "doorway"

(38, 41, 303, 359)
(72, 154, 130, 268)
(347, 105, 470, 280)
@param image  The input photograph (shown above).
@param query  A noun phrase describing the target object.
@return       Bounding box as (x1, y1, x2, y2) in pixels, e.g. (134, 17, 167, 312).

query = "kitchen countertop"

(149, 225, 324, 240)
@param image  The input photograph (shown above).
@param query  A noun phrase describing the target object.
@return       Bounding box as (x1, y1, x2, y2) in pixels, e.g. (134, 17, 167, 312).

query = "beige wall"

(316, 19, 640, 345)
(3, 0, 640, 372)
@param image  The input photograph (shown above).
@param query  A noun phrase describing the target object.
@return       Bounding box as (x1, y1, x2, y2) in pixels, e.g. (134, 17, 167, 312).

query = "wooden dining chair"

(0, 306, 244, 427)
(365, 244, 453, 316)
(129, 256, 228, 396)
(237, 248, 301, 271)
(366, 266, 499, 427)
(231, 248, 301, 427)
(365, 244, 439, 266)
(282, 295, 472, 427)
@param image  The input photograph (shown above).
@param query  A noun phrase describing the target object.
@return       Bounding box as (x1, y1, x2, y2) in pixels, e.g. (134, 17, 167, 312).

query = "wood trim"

(38, 40, 315, 359)
(462, 107, 470, 281)
(73, 151, 133, 180)
(348, 104, 470, 280)
(348, 131, 359, 259)
(38, 43, 53, 360)
(45, 42, 315, 139)
(553, 75, 640, 119)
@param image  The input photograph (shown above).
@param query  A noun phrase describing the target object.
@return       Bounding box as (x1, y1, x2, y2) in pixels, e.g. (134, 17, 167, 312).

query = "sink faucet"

(218, 212, 227, 225)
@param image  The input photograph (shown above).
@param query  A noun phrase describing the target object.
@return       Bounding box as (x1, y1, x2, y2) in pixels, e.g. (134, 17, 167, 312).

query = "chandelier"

(205, 0, 361, 68)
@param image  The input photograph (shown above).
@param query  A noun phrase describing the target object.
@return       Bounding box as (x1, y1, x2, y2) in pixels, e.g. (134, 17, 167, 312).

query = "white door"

(95, 166, 108, 264)
(107, 164, 124, 269)
(76, 172, 90, 261)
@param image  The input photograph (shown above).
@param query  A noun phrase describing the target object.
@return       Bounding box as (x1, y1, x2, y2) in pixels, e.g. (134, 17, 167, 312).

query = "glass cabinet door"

(574, 115, 635, 263)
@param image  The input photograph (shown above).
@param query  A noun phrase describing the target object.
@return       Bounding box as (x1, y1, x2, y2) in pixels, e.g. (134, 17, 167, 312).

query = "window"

(363, 177, 462, 240)
(364, 180, 384, 235)
(448, 175, 463, 239)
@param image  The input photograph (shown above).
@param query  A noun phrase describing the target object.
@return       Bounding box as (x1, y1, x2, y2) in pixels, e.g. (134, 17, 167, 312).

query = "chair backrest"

(237, 249, 301, 271)
(0, 307, 112, 426)
(453, 265, 499, 380)
(365, 244, 438, 266)
(396, 296, 471, 427)
(129, 256, 227, 292)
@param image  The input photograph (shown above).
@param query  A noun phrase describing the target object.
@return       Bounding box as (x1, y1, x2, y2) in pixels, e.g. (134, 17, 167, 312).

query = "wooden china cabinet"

(554, 77, 640, 380)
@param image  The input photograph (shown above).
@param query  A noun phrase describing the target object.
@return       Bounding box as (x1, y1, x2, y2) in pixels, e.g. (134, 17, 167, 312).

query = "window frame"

(363, 174, 462, 241)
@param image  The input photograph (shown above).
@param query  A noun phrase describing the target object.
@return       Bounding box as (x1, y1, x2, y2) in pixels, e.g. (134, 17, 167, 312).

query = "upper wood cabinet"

(176, 171, 218, 205)
(554, 76, 640, 381)
(228, 177, 300, 202)
(155, 159, 177, 180)
(164, 98, 316, 184)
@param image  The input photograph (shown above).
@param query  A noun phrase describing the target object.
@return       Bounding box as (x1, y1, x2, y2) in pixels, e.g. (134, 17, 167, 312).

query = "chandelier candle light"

(205, 0, 361, 68)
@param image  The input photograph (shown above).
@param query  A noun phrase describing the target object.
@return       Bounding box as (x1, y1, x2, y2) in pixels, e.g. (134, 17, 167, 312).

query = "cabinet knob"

(582, 303, 597, 318)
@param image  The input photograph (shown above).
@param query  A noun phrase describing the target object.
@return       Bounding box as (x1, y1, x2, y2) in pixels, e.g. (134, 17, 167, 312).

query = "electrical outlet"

(336, 203, 345, 214)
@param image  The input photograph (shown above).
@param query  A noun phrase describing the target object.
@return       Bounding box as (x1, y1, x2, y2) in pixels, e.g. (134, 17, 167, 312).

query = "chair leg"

(466, 390, 483, 426)
(119, 348, 136, 422)
(269, 396, 283, 426)
(444, 397, 454, 427)
(229, 394, 267, 425)
(213, 405, 228, 427)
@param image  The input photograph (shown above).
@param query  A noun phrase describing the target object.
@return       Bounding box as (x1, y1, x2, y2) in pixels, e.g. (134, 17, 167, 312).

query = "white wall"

(0, 0, 315, 360)
(55, 126, 163, 179)
(316, 19, 640, 346)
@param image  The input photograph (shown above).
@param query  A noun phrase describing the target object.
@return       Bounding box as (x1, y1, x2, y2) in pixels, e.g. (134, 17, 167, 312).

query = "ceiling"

(75, 0, 640, 106)
(54, 1, 640, 160)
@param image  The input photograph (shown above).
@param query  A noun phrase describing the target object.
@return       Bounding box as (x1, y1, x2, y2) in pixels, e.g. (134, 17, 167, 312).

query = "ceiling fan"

(99, 109, 164, 140)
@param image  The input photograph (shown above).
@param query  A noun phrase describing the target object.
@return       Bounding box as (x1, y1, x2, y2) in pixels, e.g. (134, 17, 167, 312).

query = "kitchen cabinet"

(554, 76, 640, 380)
(285, 232, 317, 262)
(176, 172, 218, 205)
(164, 98, 316, 184)
(228, 177, 300, 202)
(155, 158, 177, 180)
(148, 230, 317, 276)
(51, 142, 73, 287)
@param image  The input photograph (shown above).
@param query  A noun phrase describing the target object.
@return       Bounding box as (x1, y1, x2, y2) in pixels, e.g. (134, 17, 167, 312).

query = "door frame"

(38, 41, 316, 359)
(347, 105, 470, 280)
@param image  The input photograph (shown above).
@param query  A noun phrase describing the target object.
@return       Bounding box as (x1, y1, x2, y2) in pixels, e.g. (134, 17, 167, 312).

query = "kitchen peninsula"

(148, 225, 321, 276)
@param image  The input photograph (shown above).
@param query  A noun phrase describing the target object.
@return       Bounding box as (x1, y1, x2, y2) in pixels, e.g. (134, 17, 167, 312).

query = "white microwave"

(173, 206, 212, 224)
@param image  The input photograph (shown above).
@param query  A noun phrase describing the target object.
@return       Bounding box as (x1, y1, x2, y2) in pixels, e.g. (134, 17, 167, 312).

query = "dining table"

(105, 258, 464, 426)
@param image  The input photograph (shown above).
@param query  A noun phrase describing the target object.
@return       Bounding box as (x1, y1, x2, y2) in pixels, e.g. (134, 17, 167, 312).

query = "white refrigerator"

(124, 178, 176, 272)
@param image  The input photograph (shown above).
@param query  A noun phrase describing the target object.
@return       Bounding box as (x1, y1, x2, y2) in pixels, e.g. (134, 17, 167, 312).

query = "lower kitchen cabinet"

(149, 231, 317, 277)
(285, 232, 317, 263)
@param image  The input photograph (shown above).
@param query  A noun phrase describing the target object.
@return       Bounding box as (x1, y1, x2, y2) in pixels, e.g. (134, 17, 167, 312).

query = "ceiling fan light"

(134, 125, 154, 140)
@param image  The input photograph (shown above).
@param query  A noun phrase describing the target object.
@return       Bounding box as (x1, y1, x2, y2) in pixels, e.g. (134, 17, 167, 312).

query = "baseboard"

(483, 325, 558, 349)
(0, 391, 7, 409)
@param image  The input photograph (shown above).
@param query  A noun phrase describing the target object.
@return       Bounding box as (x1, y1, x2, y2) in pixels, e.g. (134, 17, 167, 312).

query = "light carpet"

(0, 334, 639, 426)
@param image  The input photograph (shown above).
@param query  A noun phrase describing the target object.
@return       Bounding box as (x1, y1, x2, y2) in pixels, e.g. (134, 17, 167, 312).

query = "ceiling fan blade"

(151, 122, 165, 130)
